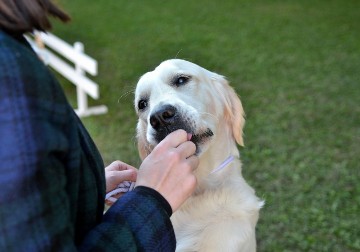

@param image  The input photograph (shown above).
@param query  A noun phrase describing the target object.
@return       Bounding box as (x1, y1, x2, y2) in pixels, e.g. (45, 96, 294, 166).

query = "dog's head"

(135, 59, 245, 160)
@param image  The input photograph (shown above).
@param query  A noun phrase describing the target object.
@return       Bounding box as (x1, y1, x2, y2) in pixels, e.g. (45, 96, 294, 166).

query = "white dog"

(134, 59, 263, 251)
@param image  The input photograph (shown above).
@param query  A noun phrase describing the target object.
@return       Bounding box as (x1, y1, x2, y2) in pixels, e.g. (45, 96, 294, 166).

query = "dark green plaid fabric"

(0, 30, 175, 251)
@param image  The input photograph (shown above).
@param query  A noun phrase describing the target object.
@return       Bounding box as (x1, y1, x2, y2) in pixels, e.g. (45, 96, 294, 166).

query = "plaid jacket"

(0, 30, 176, 251)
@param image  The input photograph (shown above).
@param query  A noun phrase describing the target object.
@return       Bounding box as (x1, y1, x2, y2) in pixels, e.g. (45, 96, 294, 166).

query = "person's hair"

(0, 0, 70, 33)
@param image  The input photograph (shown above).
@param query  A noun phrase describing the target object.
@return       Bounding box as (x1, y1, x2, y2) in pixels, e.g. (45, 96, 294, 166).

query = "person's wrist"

(134, 186, 173, 216)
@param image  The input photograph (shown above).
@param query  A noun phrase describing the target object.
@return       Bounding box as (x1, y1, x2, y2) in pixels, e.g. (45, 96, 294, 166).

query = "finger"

(116, 169, 137, 182)
(161, 129, 188, 148)
(106, 169, 137, 193)
(186, 155, 200, 171)
(106, 160, 137, 172)
(177, 141, 197, 159)
(108, 169, 137, 183)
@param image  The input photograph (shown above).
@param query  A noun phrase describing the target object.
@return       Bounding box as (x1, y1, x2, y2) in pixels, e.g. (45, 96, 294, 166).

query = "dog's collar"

(210, 155, 235, 174)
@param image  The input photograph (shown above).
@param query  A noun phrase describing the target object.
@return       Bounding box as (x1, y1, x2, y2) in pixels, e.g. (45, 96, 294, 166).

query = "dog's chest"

(171, 189, 234, 235)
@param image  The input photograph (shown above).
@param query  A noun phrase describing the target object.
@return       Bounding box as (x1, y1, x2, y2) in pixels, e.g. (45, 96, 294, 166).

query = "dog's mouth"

(190, 128, 214, 147)
(153, 124, 213, 154)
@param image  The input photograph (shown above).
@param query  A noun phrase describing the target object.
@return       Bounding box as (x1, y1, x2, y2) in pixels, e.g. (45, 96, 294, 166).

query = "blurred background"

(52, 0, 359, 251)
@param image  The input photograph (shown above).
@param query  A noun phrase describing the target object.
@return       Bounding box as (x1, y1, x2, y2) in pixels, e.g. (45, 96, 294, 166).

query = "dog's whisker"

(174, 49, 182, 59)
(117, 87, 136, 103)
(131, 135, 138, 145)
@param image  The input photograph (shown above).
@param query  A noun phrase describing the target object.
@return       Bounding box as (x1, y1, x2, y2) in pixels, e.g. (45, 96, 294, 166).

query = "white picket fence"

(26, 32, 108, 117)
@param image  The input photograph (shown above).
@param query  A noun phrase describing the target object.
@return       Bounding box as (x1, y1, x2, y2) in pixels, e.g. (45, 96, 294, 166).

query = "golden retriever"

(134, 59, 263, 251)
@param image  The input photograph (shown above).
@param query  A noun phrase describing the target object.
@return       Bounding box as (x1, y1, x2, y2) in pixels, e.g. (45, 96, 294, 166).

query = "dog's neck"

(194, 122, 240, 193)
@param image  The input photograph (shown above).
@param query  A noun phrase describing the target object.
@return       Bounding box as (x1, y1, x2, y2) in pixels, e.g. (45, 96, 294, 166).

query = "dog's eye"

(173, 75, 190, 87)
(138, 99, 148, 110)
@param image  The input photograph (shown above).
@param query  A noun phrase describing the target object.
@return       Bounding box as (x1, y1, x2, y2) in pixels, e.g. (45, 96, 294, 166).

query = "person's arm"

(1, 33, 198, 251)
(0, 34, 176, 251)
(0, 33, 80, 251)
(81, 186, 175, 251)
(0, 111, 176, 252)
(81, 130, 198, 251)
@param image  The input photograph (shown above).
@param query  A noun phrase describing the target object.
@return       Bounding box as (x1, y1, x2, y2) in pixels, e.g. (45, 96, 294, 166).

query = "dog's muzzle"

(149, 104, 213, 151)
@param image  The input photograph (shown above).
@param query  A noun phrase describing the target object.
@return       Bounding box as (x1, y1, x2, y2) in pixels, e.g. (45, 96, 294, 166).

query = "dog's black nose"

(150, 105, 177, 130)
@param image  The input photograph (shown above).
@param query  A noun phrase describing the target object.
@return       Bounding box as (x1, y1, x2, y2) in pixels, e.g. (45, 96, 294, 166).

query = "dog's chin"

(189, 128, 213, 155)
(151, 127, 213, 155)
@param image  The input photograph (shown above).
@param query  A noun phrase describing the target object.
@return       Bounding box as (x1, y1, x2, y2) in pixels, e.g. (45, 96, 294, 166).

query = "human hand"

(105, 160, 137, 193)
(135, 129, 199, 213)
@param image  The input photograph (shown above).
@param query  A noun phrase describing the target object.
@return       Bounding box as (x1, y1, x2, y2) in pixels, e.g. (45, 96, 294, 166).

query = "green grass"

(52, 0, 359, 250)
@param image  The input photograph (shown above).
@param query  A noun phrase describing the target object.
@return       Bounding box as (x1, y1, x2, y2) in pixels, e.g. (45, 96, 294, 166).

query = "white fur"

(135, 59, 263, 251)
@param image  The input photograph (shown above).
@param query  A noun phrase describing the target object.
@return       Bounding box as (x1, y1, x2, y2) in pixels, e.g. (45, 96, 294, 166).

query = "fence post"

(74, 42, 88, 115)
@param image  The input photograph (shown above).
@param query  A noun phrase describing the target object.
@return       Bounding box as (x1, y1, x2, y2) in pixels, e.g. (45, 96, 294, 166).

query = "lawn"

(53, 0, 359, 251)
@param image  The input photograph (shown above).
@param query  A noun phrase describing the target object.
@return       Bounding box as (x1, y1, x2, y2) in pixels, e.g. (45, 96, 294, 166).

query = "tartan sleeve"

(1, 32, 176, 251)
(0, 33, 86, 251)
(80, 186, 176, 252)
(0, 34, 79, 251)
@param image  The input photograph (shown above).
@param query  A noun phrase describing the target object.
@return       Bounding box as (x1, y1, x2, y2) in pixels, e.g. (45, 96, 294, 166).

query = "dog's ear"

(137, 138, 149, 160)
(136, 124, 151, 160)
(212, 74, 245, 146)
